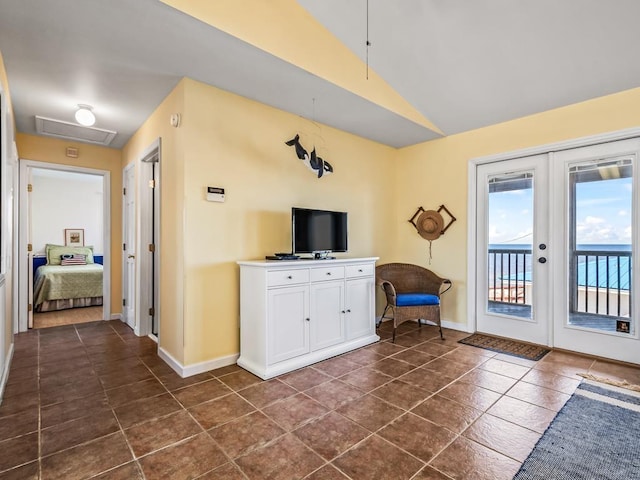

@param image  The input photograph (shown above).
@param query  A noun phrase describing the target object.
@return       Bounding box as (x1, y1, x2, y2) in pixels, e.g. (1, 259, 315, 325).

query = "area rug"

(458, 333, 550, 361)
(513, 380, 640, 479)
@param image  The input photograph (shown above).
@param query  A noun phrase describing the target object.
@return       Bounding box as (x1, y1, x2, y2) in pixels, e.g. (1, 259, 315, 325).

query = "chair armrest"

(378, 279, 398, 306)
(440, 279, 452, 295)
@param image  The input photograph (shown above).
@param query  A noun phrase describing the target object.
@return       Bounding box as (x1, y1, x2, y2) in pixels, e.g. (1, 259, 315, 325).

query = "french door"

(476, 154, 550, 346)
(552, 139, 640, 364)
(475, 138, 640, 364)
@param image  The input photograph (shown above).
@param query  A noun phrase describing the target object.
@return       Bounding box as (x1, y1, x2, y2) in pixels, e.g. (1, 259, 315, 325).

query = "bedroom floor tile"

(3, 321, 640, 479)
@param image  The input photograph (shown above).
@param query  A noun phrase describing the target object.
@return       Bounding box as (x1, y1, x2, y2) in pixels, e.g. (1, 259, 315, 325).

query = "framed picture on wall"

(64, 229, 84, 246)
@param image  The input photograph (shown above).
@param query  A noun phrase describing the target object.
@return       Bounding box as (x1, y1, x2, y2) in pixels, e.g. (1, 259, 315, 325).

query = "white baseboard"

(441, 319, 473, 333)
(158, 347, 239, 379)
(110, 313, 122, 321)
(0, 342, 15, 404)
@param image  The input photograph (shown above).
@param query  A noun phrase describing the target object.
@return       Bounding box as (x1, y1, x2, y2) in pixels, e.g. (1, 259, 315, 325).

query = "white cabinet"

(238, 257, 379, 379)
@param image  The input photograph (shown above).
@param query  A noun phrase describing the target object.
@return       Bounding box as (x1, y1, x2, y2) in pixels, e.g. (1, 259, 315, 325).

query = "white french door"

(475, 137, 640, 364)
(552, 138, 640, 364)
(476, 154, 551, 346)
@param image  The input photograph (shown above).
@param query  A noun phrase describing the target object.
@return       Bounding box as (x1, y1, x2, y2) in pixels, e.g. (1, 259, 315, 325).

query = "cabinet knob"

(305, 317, 310, 322)
(358, 269, 363, 272)
(347, 309, 351, 313)
(287, 275, 292, 279)
(326, 272, 331, 275)
(341, 310, 346, 314)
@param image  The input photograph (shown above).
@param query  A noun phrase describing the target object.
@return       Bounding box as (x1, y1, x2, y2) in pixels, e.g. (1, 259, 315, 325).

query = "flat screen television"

(292, 207, 348, 258)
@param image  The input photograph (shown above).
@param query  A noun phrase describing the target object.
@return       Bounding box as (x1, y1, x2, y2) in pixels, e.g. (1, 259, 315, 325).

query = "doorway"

(472, 134, 640, 364)
(122, 139, 160, 339)
(18, 160, 111, 332)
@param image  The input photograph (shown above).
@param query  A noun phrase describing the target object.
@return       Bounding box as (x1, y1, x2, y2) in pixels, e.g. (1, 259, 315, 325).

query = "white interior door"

(122, 164, 136, 329)
(476, 154, 550, 346)
(552, 138, 640, 364)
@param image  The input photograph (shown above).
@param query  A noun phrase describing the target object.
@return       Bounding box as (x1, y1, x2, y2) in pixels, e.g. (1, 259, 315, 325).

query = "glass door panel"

(569, 158, 632, 334)
(487, 172, 533, 320)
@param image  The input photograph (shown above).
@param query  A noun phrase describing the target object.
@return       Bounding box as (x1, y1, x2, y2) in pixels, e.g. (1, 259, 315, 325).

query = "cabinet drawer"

(310, 266, 345, 282)
(267, 269, 310, 287)
(346, 264, 374, 278)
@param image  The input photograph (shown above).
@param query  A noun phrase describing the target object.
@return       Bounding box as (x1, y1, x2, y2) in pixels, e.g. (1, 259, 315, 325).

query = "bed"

(33, 244, 104, 313)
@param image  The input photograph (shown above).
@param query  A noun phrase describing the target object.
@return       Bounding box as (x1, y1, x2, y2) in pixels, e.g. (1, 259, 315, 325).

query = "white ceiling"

(1, 0, 640, 149)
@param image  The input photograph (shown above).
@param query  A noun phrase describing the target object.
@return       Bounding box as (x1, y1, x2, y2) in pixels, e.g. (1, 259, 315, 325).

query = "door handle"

(128, 254, 135, 259)
(538, 257, 547, 264)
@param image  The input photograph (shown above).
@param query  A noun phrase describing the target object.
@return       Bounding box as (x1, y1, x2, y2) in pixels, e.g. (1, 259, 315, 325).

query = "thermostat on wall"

(207, 186, 225, 202)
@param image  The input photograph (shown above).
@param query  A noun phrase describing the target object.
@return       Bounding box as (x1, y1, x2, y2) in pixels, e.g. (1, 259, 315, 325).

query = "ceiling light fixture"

(74, 104, 96, 126)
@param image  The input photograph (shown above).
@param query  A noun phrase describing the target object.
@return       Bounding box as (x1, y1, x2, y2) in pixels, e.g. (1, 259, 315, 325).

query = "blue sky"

(489, 177, 632, 245)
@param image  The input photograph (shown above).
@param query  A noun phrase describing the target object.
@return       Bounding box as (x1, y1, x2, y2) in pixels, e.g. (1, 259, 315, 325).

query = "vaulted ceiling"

(1, 0, 639, 149)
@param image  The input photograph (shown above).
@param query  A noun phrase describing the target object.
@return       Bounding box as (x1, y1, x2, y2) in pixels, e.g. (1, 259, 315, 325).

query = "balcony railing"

(488, 246, 631, 318)
(488, 247, 531, 305)
(572, 249, 631, 318)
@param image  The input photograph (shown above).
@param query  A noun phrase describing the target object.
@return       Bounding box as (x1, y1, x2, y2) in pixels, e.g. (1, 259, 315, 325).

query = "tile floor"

(1, 320, 640, 479)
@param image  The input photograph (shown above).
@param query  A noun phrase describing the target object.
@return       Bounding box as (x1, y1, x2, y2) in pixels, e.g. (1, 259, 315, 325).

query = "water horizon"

(490, 243, 631, 251)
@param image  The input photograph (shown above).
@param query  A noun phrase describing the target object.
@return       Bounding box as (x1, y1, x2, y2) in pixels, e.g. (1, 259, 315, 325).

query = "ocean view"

(489, 243, 631, 290)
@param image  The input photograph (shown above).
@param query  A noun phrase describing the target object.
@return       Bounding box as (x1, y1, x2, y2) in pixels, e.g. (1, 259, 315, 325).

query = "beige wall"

(16, 133, 123, 315)
(123, 77, 396, 367)
(181, 78, 396, 364)
(394, 86, 640, 328)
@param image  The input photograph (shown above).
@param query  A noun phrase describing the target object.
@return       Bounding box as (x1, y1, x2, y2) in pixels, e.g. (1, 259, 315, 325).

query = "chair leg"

(377, 305, 390, 328)
(438, 322, 445, 340)
(392, 326, 397, 343)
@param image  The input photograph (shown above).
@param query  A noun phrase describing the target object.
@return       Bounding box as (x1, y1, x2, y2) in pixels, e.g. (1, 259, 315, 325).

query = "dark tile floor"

(1, 320, 640, 479)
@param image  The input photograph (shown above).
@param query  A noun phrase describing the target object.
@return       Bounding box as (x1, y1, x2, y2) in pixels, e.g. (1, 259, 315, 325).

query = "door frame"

(18, 159, 111, 332)
(136, 139, 161, 338)
(468, 126, 640, 337)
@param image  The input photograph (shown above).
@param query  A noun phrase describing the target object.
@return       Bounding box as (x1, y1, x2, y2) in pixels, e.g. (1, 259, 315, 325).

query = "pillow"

(47, 244, 94, 265)
(45, 243, 64, 262)
(60, 254, 87, 266)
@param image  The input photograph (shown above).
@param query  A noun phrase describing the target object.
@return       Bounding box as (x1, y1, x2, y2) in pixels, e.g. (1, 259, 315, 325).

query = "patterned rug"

(514, 380, 640, 479)
(458, 333, 550, 361)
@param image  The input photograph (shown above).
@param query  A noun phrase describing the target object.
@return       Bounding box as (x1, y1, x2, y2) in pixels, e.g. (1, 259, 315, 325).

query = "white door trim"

(468, 126, 640, 336)
(18, 159, 111, 332)
(135, 138, 161, 338)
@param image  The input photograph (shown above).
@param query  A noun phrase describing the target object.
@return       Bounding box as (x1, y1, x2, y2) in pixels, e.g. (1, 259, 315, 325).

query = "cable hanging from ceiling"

(365, 0, 371, 80)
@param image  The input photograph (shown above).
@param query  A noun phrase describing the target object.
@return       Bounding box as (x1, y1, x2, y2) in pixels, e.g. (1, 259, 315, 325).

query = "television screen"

(292, 207, 348, 254)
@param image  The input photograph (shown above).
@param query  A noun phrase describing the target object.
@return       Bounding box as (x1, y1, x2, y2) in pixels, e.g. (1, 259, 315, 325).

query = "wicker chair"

(376, 263, 452, 342)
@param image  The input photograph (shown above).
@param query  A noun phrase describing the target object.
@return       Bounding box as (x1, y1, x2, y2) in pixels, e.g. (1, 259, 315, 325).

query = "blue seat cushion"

(396, 293, 440, 306)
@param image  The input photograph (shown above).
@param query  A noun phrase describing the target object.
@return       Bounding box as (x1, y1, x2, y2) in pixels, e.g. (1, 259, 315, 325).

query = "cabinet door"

(310, 281, 345, 351)
(268, 285, 310, 364)
(345, 277, 374, 340)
